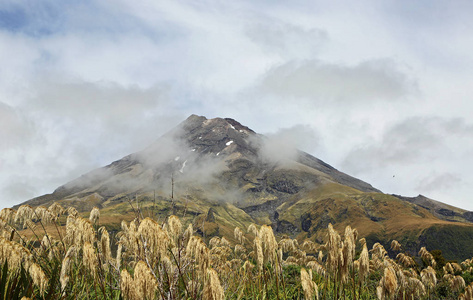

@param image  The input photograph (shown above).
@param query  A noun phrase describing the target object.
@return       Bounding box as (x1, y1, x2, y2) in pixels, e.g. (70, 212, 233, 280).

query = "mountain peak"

(16, 114, 473, 261)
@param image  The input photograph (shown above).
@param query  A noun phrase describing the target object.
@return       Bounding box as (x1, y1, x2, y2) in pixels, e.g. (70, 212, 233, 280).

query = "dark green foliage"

(0, 261, 33, 300)
(421, 225, 473, 261)
(430, 249, 446, 270)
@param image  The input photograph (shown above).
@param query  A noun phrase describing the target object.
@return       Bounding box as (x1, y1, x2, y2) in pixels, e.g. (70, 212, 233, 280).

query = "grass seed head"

(0, 208, 16, 224)
(120, 269, 137, 300)
(390, 240, 402, 252)
(89, 207, 100, 224)
(203, 268, 224, 300)
(83, 242, 98, 278)
(301, 268, 319, 300)
(134, 261, 157, 300)
(168, 215, 182, 238)
(29, 263, 48, 296)
(60, 257, 71, 291)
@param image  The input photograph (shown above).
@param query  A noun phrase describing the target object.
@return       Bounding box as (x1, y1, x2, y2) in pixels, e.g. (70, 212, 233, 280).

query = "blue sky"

(1, 0, 473, 210)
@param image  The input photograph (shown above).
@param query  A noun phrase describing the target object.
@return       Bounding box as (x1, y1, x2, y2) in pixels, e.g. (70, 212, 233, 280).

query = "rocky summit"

(19, 115, 473, 260)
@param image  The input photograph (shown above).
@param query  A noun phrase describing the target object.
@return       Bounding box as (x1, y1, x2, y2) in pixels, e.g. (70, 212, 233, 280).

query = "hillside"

(17, 114, 473, 260)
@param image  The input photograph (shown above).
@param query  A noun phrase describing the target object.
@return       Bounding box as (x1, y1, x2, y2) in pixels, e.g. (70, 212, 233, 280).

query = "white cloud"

(259, 59, 416, 103)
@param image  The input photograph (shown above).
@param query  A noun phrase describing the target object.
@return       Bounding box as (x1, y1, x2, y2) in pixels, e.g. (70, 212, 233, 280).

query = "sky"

(1, 0, 473, 210)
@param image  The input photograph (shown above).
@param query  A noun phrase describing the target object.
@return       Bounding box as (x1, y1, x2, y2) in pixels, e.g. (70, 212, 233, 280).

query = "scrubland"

(1, 203, 473, 299)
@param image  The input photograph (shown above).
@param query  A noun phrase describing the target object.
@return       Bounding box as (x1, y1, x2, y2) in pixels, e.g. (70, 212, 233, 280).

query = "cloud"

(258, 58, 416, 103)
(0, 102, 34, 150)
(341, 117, 473, 174)
(245, 21, 328, 58)
(255, 124, 320, 164)
(417, 172, 462, 193)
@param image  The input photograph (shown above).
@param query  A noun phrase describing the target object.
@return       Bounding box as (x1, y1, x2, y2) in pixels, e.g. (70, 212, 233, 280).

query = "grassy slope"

(276, 182, 473, 260)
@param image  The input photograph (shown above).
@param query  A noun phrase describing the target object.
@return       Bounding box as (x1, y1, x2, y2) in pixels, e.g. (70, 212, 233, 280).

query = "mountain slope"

(17, 115, 473, 260)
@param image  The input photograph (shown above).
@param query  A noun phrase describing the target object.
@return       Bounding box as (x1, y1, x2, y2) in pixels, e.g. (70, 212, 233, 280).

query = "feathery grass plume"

(41, 234, 51, 250)
(29, 263, 48, 296)
(357, 242, 370, 283)
(234, 227, 244, 244)
(248, 223, 258, 237)
(382, 266, 398, 298)
(420, 266, 437, 289)
(120, 269, 137, 300)
(167, 215, 182, 239)
(300, 240, 317, 253)
(396, 269, 408, 296)
(234, 244, 246, 256)
(0, 208, 16, 224)
(66, 207, 78, 217)
(344, 226, 356, 263)
(307, 260, 326, 278)
(451, 275, 466, 292)
(77, 217, 96, 246)
(60, 256, 71, 291)
(0, 236, 33, 271)
(280, 238, 296, 253)
(138, 217, 170, 263)
(371, 243, 388, 261)
(186, 236, 210, 276)
(183, 223, 193, 247)
(210, 246, 233, 267)
(202, 268, 224, 300)
(444, 262, 454, 274)
(285, 256, 298, 265)
(242, 260, 255, 273)
(301, 268, 319, 300)
(460, 282, 473, 300)
(134, 261, 158, 300)
(99, 226, 112, 263)
(25, 219, 37, 231)
(419, 247, 436, 267)
(326, 223, 341, 275)
(116, 243, 123, 270)
(83, 242, 98, 278)
(253, 236, 264, 272)
(407, 277, 425, 299)
(396, 253, 415, 268)
(89, 207, 100, 224)
(161, 255, 174, 277)
(220, 237, 230, 248)
(318, 250, 324, 262)
(48, 202, 65, 217)
(209, 237, 221, 249)
(452, 262, 462, 272)
(15, 204, 34, 228)
(34, 206, 54, 224)
(65, 216, 96, 247)
(390, 240, 401, 252)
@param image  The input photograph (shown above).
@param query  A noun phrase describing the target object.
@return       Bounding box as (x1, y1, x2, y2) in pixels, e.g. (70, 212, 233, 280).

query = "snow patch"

(174, 156, 180, 161)
(226, 140, 234, 146)
(216, 152, 220, 156)
(191, 149, 196, 152)
(198, 136, 202, 139)
(230, 125, 235, 130)
(179, 160, 187, 173)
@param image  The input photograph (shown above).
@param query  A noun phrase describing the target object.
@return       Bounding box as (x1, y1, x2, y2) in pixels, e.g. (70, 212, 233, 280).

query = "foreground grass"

(0, 204, 473, 299)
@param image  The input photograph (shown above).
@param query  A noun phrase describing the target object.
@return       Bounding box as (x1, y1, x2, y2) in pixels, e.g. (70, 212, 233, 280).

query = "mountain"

(17, 115, 473, 260)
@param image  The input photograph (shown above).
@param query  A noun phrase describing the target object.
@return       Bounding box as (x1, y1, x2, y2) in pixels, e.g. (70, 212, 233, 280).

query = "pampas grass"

(1, 204, 473, 299)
